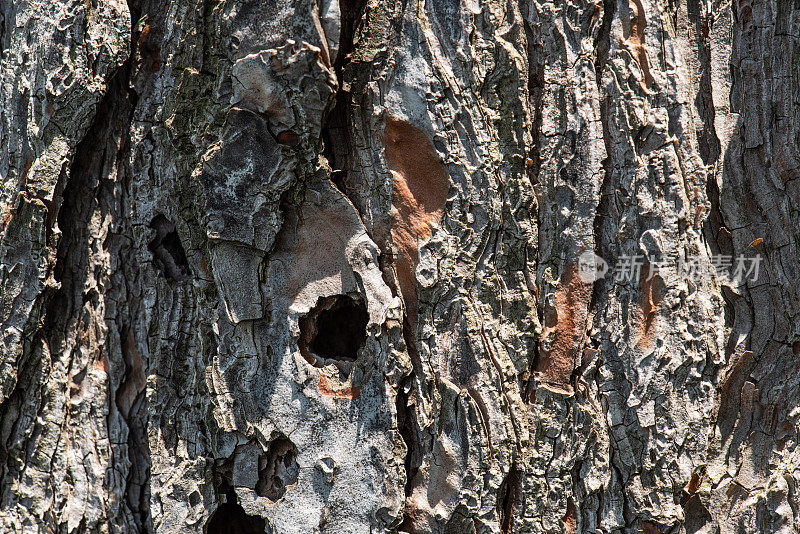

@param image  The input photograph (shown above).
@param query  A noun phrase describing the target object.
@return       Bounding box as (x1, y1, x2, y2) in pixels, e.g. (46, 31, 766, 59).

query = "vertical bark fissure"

(395, 378, 420, 498)
(498, 463, 520, 533)
(29, 58, 139, 528)
(114, 4, 152, 528)
(520, 0, 545, 406)
(321, 0, 368, 197)
(589, 0, 616, 318)
(693, 4, 721, 165)
(594, 0, 616, 86)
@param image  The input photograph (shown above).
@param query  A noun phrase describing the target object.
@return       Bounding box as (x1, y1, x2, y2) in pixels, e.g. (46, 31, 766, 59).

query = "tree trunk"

(1, 0, 798, 532)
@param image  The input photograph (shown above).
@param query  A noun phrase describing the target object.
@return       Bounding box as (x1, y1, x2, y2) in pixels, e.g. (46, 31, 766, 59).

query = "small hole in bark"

(299, 295, 368, 366)
(276, 130, 300, 146)
(206, 489, 266, 534)
(148, 215, 190, 282)
(255, 438, 299, 501)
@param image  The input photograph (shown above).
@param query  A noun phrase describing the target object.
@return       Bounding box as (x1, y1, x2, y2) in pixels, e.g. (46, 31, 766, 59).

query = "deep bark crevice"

(335, 0, 368, 73)
(594, 0, 616, 86)
(255, 438, 299, 501)
(321, 0, 368, 197)
(148, 214, 190, 282)
(497, 464, 520, 534)
(522, 11, 544, 186)
(703, 162, 731, 257)
(322, 88, 353, 194)
(0, 10, 5, 61)
(34, 0, 151, 528)
(33, 56, 147, 528)
(395, 377, 421, 499)
(692, 4, 722, 165)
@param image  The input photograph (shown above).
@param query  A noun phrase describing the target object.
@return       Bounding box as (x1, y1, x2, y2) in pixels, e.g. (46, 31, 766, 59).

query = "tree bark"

(1, 0, 798, 532)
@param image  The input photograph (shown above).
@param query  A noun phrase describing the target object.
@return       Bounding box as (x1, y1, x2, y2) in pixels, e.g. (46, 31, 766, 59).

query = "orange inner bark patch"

(94, 351, 110, 374)
(627, 0, 654, 89)
(685, 472, 701, 495)
(636, 265, 663, 349)
(198, 255, 213, 279)
(317, 372, 361, 399)
(538, 264, 591, 387)
(562, 497, 577, 534)
(384, 116, 448, 329)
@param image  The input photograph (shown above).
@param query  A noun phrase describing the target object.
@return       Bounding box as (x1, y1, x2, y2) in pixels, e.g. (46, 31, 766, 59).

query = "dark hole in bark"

(299, 295, 368, 366)
(255, 438, 299, 501)
(205, 489, 266, 534)
(396, 378, 421, 498)
(148, 215, 190, 282)
(276, 130, 300, 146)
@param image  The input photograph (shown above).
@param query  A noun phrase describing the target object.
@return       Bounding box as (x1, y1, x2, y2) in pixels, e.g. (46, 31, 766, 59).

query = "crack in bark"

(522, 7, 544, 186)
(594, 0, 616, 86)
(321, 0, 367, 199)
(395, 378, 421, 499)
(498, 463, 520, 533)
(693, 4, 722, 165)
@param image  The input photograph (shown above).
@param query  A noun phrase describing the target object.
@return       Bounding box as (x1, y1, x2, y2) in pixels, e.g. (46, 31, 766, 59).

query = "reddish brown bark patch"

(626, 0, 654, 89)
(686, 472, 701, 495)
(317, 372, 361, 399)
(384, 116, 448, 328)
(538, 264, 591, 388)
(94, 351, 110, 374)
(636, 265, 664, 349)
(562, 497, 577, 534)
(276, 130, 300, 146)
(499, 465, 520, 533)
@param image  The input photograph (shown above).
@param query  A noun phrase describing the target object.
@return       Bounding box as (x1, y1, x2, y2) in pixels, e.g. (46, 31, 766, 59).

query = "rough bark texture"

(1, 0, 798, 532)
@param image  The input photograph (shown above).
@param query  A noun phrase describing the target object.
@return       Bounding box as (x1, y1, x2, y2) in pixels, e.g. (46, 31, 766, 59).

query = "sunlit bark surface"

(1, 0, 799, 532)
